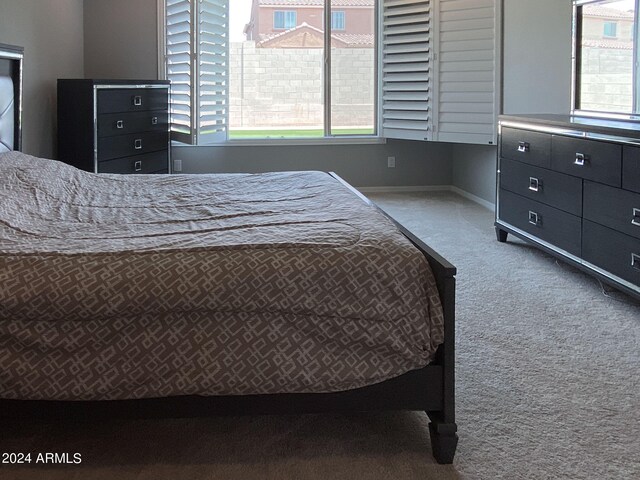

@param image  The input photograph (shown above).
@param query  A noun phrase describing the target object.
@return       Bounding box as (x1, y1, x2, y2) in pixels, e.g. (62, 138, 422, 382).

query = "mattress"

(0, 151, 444, 400)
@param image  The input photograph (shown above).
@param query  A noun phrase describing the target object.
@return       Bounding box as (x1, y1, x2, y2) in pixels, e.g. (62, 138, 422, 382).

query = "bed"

(0, 43, 458, 464)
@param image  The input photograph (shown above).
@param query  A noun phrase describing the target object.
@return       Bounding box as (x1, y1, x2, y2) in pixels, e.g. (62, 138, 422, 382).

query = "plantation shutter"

(197, 0, 228, 143)
(382, 0, 433, 141)
(166, 0, 194, 143)
(164, 0, 228, 144)
(435, 0, 497, 145)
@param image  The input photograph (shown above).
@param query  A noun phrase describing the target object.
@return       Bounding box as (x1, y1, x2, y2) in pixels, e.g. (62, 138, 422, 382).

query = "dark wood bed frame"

(0, 43, 458, 464)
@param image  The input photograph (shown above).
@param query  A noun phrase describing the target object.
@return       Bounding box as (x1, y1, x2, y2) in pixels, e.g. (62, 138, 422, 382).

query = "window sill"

(172, 136, 387, 147)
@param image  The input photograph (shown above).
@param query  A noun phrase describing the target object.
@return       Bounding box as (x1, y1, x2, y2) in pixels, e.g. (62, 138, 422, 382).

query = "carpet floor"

(1, 191, 638, 480)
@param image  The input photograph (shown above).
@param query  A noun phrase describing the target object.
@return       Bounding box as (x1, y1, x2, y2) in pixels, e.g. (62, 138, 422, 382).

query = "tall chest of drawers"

(496, 114, 640, 299)
(57, 79, 170, 174)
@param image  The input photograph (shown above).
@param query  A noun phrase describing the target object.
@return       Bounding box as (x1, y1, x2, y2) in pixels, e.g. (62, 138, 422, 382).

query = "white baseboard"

(359, 185, 495, 211)
(356, 185, 451, 194)
(449, 186, 495, 211)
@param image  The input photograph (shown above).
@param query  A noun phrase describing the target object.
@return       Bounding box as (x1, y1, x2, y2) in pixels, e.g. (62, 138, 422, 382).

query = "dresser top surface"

(499, 114, 640, 139)
(58, 79, 169, 86)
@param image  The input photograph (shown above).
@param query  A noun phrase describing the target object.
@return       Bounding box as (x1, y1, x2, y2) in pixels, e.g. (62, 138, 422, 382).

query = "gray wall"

(451, 0, 574, 206)
(175, 140, 453, 188)
(83, 0, 158, 79)
(502, 0, 573, 115)
(452, 144, 497, 203)
(0, 0, 84, 158)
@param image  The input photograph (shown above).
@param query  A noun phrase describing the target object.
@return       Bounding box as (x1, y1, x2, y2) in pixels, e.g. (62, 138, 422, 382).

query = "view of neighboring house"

(244, 0, 375, 48)
(582, 4, 634, 48)
(579, 4, 635, 112)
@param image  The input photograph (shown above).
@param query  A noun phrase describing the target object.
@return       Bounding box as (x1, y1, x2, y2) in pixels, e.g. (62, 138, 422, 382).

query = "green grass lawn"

(229, 128, 375, 139)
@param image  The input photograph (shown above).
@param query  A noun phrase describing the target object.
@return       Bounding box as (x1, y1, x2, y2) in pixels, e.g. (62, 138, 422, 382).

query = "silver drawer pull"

(528, 211, 541, 226)
(632, 208, 640, 227)
(632, 253, 640, 270)
(134, 160, 142, 172)
(574, 152, 587, 166)
(529, 177, 542, 192)
(116, 120, 124, 129)
(133, 95, 142, 106)
(517, 141, 530, 153)
(134, 139, 142, 150)
(151, 116, 158, 125)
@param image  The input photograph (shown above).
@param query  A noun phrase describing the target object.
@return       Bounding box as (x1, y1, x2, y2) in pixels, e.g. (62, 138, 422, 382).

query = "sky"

(605, 0, 635, 10)
(229, 0, 253, 42)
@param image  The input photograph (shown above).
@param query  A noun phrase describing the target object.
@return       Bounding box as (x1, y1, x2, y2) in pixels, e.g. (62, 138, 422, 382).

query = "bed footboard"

(328, 173, 458, 463)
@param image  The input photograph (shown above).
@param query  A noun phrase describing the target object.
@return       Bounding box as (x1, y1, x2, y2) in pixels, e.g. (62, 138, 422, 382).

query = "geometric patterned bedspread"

(0, 151, 443, 400)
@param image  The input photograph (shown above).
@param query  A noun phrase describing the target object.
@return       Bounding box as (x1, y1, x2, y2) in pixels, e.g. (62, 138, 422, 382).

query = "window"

(331, 11, 345, 30)
(603, 21, 618, 37)
(574, 0, 638, 115)
(274, 11, 297, 30)
(162, 0, 497, 146)
(163, 0, 376, 143)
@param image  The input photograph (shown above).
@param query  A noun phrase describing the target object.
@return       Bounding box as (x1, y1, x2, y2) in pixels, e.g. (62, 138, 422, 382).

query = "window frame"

(159, 0, 380, 146)
(572, 0, 640, 119)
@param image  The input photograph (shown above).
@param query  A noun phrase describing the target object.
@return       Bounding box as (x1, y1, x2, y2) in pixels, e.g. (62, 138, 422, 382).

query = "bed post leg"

(428, 421, 458, 464)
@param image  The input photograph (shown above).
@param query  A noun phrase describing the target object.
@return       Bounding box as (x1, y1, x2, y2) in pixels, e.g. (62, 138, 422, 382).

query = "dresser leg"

(495, 227, 508, 243)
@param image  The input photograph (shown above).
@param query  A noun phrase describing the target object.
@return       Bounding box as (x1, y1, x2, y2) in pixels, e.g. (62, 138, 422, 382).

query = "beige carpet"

(2, 191, 639, 480)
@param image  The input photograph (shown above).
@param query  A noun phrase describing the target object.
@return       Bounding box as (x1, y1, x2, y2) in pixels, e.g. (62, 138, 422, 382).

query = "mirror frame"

(571, 0, 640, 120)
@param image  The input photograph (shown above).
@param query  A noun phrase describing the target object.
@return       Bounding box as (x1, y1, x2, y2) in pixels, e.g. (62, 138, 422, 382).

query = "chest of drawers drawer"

(98, 151, 169, 174)
(623, 145, 640, 193)
(500, 158, 582, 216)
(583, 220, 640, 287)
(551, 135, 621, 187)
(97, 131, 169, 161)
(98, 111, 168, 137)
(498, 189, 582, 256)
(583, 181, 640, 240)
(97, 88, 167, 114)
(501, 127, 551, 168)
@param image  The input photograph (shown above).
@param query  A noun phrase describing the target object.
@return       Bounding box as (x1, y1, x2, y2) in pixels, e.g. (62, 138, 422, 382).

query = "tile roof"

(333, 33, 374, 47)
(257, 23, 374, 47)
(583, 38, 633, 50)
(583, 5, 634, 20)
(259, 0, 374, 6)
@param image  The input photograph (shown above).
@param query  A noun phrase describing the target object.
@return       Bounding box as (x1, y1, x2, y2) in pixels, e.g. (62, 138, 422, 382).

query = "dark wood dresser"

(496, 114, 640, 299)
(57, 79, 170, 174)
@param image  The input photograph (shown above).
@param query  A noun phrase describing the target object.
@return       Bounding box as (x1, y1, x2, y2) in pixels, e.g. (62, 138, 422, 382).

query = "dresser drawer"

(623, 145, 640, 193)
(501, 127, 551, 168)
(97, 131, 168, 161)
(500, 158, 582, 216)
(97, 88, 168, 114)
(98, 110, 168, 137)
(498, 189, 582, 256)
(551, 135, 621, 187)
(583, 220, 640, 287)
(584, 181, 640, 240)
(98, 151, 169, 174)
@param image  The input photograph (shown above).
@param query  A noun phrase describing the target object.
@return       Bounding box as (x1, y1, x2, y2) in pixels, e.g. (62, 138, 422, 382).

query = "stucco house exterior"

(243, 0, 375, 48)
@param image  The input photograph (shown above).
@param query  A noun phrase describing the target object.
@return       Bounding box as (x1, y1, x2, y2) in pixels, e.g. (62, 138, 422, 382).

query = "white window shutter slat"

(197, 0, 228, 144)
(435, 0, 497, 145)
(165, 0, 228, 145)
(166, 0, 194, 143)
(382, 0, 432, 141)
